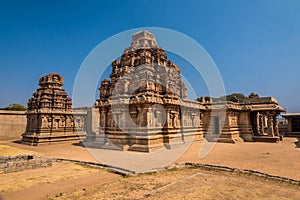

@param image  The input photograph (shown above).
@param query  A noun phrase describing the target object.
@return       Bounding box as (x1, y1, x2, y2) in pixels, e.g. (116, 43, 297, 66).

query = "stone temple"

(85, 30, 285, 152)
(90, 30, 201, 152)
(22, 73, 86, 145)
(22, 30, 285, 150)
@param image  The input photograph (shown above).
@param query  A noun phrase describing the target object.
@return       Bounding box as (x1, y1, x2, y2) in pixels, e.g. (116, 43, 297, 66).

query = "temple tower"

(93, 30, 201, 152)
(22, 73, 86, 145)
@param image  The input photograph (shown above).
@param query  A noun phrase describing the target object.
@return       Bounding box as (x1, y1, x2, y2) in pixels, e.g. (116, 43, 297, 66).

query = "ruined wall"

(0, 154, 52, 174)
(0, 110, 27, 140)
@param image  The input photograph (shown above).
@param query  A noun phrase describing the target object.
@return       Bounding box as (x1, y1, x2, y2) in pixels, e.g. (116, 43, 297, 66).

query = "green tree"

(2, 103, 27, 111)
(226, 93, 246, 102)
(196, 93, 246, 103)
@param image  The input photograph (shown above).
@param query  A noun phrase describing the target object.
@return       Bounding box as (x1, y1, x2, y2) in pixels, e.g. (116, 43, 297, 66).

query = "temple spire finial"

(124, 30, 159, 53)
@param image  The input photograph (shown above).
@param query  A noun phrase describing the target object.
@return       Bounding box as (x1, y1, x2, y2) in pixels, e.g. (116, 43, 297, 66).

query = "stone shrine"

(281, 113, 300, 137)
(85, 30, 285, 152)
(200, 93, 284, 143)
(89, 30, 202, 152)
(22, 73, 86, 145)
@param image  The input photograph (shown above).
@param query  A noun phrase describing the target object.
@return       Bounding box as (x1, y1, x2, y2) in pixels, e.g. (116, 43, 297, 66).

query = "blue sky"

(0, 0, 300, 112)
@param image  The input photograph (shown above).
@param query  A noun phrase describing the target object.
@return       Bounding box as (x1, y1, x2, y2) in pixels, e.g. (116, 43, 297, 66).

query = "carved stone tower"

(22, 73, 86, 145)
(92, 30, 202, 152)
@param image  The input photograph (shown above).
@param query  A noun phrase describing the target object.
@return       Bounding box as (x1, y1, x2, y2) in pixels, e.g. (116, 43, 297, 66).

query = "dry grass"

(52, 167, 300, 200)
(0, 162, 102, 193)
(0, 144, 39, 156)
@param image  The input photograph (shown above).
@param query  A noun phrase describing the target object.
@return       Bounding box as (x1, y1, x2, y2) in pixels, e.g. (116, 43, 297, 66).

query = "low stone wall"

(184, 162, 300, 185)
(0, 110, 27, 140)
(53, 159, 300, 185)
(0, 154, 52, 174)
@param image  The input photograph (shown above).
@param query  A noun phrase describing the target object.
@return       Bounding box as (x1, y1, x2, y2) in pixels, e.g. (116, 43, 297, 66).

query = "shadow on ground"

(72, 142, 84, 147)
(12, 140, 22, 144)
(295, 138, 300, 148)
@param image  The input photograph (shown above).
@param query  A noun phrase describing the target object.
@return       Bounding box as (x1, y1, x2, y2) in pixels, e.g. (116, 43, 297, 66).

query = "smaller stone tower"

(22, 73, 86, 145)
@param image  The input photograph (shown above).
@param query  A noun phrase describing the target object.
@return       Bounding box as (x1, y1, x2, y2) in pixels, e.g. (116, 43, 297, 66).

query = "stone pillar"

(100, 108, 107, 131)
(145, 107, 152, 127)
(267, 115, 274, 137)
(256, 112, 261, 135)
(166, 109, 171, 128)
(273, 115, 279, 136)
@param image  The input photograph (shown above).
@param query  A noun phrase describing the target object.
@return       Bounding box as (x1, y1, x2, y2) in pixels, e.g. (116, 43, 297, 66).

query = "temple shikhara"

(21, 73, 86, 145)
(91, 30, 201, 152)
(22, 30, 285, 150)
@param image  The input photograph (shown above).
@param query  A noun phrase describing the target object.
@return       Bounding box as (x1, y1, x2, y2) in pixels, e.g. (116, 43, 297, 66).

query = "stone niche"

(21, 73, 86, 145)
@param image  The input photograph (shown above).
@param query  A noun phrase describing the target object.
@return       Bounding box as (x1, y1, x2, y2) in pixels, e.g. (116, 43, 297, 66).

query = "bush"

(2, 104, 27, 111)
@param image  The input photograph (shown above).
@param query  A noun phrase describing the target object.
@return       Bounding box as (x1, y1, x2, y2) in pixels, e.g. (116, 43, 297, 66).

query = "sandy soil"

(1, 138, 299, 180)
(0, 141, 98, 162)
(11, 167, 298, 200)
(0, 138, 299, 199)
(0, 144, 39, 156)
(0, 162, 119, 200)
(177, 137, 300, 180)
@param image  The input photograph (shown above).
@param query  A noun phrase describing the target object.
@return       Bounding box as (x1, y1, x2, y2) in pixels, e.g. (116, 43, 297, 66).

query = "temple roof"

(124, 30, 160, 53)
(38, 72, 64, 88)
(282, 113, 300, 117)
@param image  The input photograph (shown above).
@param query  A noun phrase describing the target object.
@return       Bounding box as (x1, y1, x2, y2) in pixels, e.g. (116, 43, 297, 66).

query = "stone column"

(267, 115, 274, 137)
(256, 112, 260, 135)
(273, 115, 279, 136)
(165, 109, 171, 128)
(145, 107, 152, 127)
(100, 108, 106, 130)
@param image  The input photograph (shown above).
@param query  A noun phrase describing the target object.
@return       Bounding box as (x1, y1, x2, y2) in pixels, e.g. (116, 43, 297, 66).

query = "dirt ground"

(1, 137, 299, 179)
(0, 164, 299, 200)
(0, 137, 299, 199)
(0, 162, 119, 200)
(177, 137, 300, 180)
(54, 167, 300, 200)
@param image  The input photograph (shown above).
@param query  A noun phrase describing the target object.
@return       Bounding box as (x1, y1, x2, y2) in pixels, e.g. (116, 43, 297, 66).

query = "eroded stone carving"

(22, 73, 86, 145)
(88, 30, 201, 152)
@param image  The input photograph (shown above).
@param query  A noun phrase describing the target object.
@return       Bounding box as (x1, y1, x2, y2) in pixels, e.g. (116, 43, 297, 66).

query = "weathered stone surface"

(0, 154, 52, 174)
(0, 110, 27, 140)
(21, 73, 86, 145)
